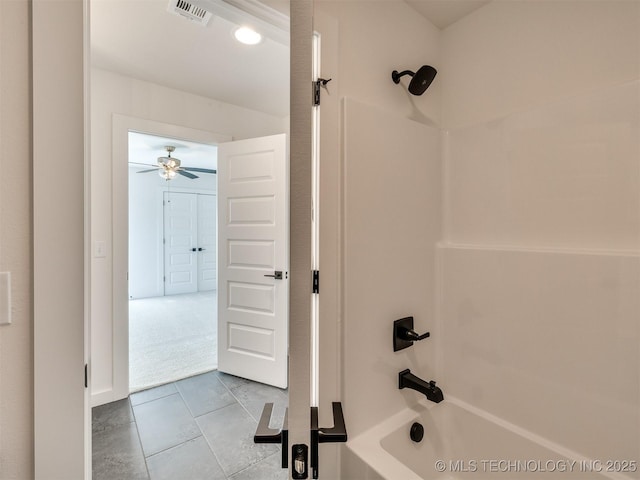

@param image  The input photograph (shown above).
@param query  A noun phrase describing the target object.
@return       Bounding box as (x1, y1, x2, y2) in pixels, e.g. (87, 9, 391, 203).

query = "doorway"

(128, 131, 219, 392)
(94, 129, 291, 480)
(88, 0, 293, 477)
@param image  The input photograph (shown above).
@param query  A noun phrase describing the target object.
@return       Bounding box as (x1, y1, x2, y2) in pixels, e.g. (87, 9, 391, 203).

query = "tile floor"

(93, 370, 289, 480)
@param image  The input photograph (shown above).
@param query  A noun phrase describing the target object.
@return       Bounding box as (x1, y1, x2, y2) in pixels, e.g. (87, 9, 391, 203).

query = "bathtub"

(344, 397, 631, 480)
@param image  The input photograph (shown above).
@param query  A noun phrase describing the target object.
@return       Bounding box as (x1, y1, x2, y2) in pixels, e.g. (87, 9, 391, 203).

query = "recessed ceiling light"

(234, 26, 262, 45)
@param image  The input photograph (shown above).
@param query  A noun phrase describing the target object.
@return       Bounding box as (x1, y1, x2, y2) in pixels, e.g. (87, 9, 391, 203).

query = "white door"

(197, 194, 217, 292)
(164, 192, 198, 295)
(217, 134, 288, 388)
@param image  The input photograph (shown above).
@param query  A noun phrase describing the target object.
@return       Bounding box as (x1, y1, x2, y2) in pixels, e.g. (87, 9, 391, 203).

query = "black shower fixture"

(392, 65, 437, 96)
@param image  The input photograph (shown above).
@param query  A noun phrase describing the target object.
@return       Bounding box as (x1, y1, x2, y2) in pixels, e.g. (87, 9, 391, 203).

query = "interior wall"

(128, 166, 216, 299)
(0, 0, 33, 478)
(440, 0, 639, 463)
(90, 67, 287, 404)
(312, 1, 442, 443)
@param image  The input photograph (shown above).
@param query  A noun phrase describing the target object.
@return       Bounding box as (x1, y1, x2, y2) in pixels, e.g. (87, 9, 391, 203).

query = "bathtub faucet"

(399, 369, 444, 403)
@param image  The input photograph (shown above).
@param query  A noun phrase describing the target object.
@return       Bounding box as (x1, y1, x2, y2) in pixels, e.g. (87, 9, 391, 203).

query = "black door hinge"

(84, 364, 88, 388)
(312, 270, 319, 294)
(313, 78, 332, 106)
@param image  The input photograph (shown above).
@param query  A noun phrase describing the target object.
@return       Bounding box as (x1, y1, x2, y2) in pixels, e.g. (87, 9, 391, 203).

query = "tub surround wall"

(444, 82, 639, 250)
(314, 0, 440, 446)
(441, 247, 639, 463)
(342, 98, 441, 438)
(313, 0, 442, 441)
(440, 0, 639, 131)
(440, 0, 640, 469)
(315, 1, 441, 125)
(339, 1, 639, 477)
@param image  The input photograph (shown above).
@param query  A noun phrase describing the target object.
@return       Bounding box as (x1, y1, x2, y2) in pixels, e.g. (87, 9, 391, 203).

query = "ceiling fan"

(133, 146, 216, 180)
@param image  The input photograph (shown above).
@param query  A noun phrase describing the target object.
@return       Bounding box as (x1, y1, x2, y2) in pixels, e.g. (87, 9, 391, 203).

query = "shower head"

(392, 65, 437, 96)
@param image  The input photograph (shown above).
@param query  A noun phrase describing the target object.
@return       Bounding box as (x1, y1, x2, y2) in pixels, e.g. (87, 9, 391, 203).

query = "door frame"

(103, 115, 230, 405)
(33, 0, 89, 477)
(287, 0, 314, 469)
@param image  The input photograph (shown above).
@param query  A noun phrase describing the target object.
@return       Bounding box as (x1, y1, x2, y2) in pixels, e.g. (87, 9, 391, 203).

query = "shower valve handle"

(400, 328, 430, 342)
(393, 316, 431, 352)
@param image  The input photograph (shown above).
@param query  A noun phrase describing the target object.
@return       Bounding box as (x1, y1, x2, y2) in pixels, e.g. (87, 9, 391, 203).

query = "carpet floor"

(129, 291, 217, 392)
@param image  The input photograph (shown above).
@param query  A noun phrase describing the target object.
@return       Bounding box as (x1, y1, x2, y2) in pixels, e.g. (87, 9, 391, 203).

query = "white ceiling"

(91, 0, 290, 117)
(91, 1, 491, 117)
(406, 0, 491, 29)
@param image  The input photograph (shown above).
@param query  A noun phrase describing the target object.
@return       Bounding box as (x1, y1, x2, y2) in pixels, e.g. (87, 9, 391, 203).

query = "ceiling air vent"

(168, 0, 213, 26)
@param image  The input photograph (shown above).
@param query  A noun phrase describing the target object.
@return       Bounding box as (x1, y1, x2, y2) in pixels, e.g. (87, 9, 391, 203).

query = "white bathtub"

(344, 397, 631, 480)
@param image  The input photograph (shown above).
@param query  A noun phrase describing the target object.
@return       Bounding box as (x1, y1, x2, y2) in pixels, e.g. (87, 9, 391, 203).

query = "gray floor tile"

(216, 371, 251, 390)
(130, 383, 178, 406)
(146, 436, 226, 480)
(93, 421, 149, 480)
(231, 382, 288, 428)
(230, 452, 288, 480)
(133, 393, 201, 456)
(92, 398, 134, 434)
(176, 371, 236, 417)
(197, 403, 279, 476)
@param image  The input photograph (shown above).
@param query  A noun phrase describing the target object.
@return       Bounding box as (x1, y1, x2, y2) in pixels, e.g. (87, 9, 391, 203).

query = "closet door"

(164, 192, 198, 295)
(197, 193, 217, 292)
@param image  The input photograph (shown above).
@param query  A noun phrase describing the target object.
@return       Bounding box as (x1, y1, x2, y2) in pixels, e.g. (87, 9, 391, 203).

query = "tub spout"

(399, 369, 444, 403)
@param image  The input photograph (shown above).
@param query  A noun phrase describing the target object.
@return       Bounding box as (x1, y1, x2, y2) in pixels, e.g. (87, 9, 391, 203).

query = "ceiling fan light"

(158, 156, 181, 168)
(159, 168, 177, 180)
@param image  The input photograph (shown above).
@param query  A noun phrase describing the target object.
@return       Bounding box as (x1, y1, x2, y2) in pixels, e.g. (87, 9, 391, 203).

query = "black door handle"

(191, 248, 197, 252)
(264, 271, 283, 280)
(198, 247, 205, 251)
(255, 401, 346, 477)
(311, 402, 347, 479)
(254, 403, 288, 469)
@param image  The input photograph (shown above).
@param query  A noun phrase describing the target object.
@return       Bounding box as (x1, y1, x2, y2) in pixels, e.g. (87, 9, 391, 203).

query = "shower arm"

(391, 70, 415, 84)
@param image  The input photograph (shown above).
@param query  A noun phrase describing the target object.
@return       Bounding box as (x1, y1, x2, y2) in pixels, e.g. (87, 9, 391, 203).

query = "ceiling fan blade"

(137, 168, 159, 173)
(182, 167, 217, 174)
(129, 162, 158, 167)
(178, 170, 199, 179)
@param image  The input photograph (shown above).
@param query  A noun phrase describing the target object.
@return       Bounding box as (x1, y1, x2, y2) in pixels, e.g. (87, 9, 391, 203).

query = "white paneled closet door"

(163, 191, 217, 295)
(197, 193, 217, 292)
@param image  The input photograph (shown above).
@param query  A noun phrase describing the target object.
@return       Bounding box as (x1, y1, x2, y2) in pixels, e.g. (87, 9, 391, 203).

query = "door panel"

(197, 194, 217, 292)
(164, 192, 198, 295)
(218, 134, 288, 388)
